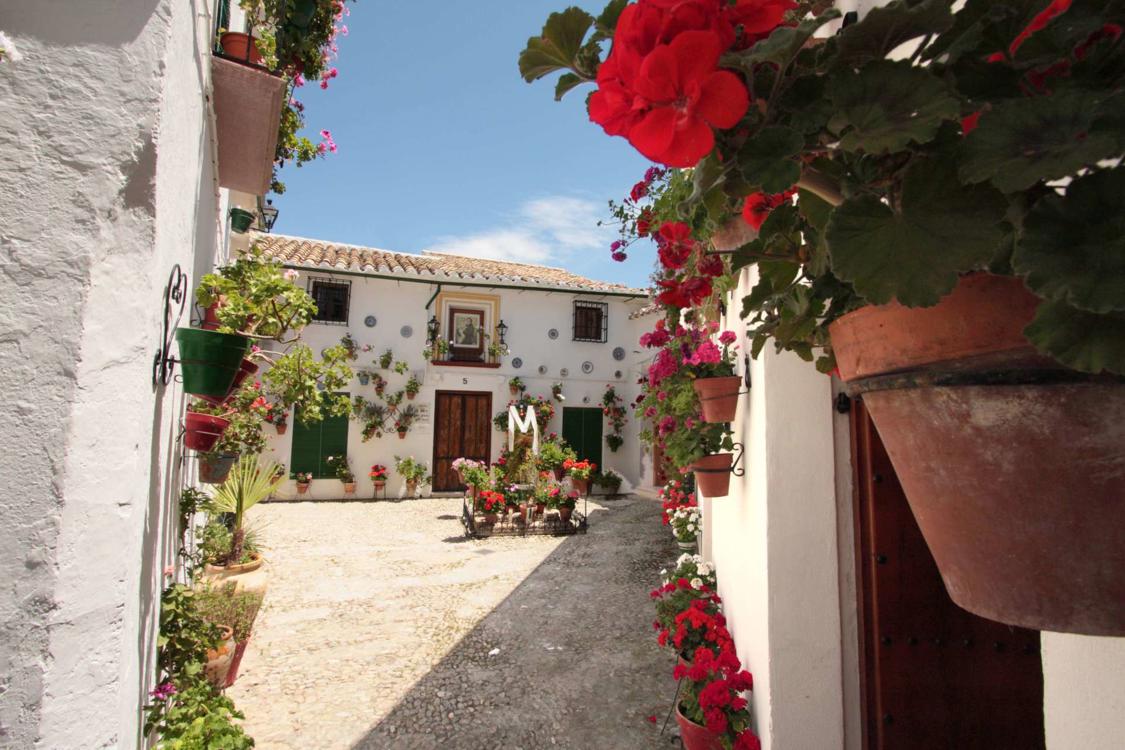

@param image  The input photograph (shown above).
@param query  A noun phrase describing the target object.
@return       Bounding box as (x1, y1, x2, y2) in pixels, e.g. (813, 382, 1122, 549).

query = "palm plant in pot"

(523, 0, 1125, 634)
(205, 456, 281, 594)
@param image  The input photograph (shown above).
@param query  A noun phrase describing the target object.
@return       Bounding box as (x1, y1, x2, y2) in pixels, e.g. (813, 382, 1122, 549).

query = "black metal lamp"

(426, 315, 440, 344)
(258, 199, 279, 232)
(496, 319, 509, 346)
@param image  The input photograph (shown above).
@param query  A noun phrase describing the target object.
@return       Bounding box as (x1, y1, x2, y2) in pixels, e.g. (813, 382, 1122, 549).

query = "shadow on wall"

(351, 497, 680, 750)
(4, 0, 162, 46)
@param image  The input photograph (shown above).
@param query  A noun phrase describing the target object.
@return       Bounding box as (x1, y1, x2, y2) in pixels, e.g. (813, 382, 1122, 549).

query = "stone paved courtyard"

(226, 493, 680, 749)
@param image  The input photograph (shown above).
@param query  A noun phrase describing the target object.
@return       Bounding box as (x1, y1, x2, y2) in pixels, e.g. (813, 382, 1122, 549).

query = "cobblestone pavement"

(226, 494, 682, 749)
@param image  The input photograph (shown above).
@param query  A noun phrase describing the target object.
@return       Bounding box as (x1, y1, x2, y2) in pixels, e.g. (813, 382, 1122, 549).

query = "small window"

(309, 278, 350, 324)
(573, 301, 608, 343)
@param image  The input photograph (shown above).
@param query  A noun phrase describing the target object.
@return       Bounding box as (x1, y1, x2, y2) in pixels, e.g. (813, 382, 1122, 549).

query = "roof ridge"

(421, 250, 568, 274)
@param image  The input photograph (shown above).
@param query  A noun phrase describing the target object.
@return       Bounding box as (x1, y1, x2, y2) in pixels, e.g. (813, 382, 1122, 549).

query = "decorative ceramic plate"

(400, 325, 413, 338)
(581, 361, 594, 374)
(364, 315, 377, 328)
(538, 365, 548, 375)
(612, 346, 625, 361)
(511, 357, 523, 369)
(614, 370, 623, 379)
(548, 328, 559, 340)
(560, 367, 569, 377)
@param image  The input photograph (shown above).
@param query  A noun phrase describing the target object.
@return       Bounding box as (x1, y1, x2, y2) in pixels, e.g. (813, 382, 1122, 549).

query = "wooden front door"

(852, 397, 1044, 750)
(432, 391, 492, 492)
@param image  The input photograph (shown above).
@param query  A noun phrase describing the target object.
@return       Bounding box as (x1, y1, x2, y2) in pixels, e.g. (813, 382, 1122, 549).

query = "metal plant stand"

(461, 493, 588, 539)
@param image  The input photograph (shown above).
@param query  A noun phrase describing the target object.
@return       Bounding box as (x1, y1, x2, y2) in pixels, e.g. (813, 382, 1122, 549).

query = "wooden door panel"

(433, 392, 491, 492)
(853, 398, 1043, 750)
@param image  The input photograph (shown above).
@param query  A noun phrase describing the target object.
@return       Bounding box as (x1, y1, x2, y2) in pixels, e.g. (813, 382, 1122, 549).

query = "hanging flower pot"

(691, 449, 743, 499)
(397, 430, 407, 440)
(675, 705, 724, 750)
(184, 411, 231, 452)
(201, 302, 222, 331)
(175, 328, 250, 397)
(357, 372, 370, 385)
(219, 32, 264, 66)
(197, 358, 259, 406)
(274, 422, 287, 435)
(199, 453, 239, 484)
(229, 208, 255, 233)
(830, 273, 1125, 636)
(693, 376, 742, 423)
(406, 391, 416, 401)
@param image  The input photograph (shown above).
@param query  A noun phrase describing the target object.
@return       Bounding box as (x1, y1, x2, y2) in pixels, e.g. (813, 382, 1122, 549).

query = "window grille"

(309, 278, 351, 325)
(573, 301, 608, 343)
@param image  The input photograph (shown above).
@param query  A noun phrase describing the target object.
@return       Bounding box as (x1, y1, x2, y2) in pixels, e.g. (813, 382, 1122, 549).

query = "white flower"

(660, 569, 667, 576)
(690, 578, 703, 589)
(0, 32, 22, 63)
(283, 268, 300, 282)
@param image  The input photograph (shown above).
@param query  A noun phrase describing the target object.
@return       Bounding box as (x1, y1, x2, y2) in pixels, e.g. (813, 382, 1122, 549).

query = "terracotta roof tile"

(251, 233, 649, 296)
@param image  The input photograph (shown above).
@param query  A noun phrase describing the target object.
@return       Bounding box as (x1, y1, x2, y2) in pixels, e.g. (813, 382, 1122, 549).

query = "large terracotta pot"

(204, 554, 267, 597)
(693, 376, 741, 423)
(219, 32, 264, 65)
(224, 639, 251, 688)
(691, 453, 733, 498)
(296, 481, 310, 495)
(571, 477, 590, 496)
(675, 705, 724, 750)
(204, 626, 236, 688)
(343, 481, 357, 495)
(830, 273, 1125, 635)
(558, 506, 573, 523)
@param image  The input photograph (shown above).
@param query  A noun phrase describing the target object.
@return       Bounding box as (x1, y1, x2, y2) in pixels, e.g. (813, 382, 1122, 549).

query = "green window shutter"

(289, 395, 350, 479)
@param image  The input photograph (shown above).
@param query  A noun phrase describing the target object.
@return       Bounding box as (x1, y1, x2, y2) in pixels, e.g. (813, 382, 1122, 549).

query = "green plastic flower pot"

(175, 328, 250, 397)
(229, 208, 256, 233)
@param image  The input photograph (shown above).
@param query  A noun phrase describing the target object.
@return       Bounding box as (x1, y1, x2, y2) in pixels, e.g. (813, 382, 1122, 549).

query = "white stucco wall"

(1042, 634, 1125, 749)
(703, 268, 846, 749)
(259, 266, 650, 499)
(0, 0, 219, 746)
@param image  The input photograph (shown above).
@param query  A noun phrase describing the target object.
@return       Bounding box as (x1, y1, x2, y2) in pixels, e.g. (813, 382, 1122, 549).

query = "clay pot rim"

(204, 553, 264, 575)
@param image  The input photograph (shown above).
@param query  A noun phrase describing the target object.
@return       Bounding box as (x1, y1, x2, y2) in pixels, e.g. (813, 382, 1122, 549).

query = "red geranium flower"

(628, 31, 749, 167)
(725, 0, 798, 48)
(656, 221, 695, 269)
(741, 188, 794, 230)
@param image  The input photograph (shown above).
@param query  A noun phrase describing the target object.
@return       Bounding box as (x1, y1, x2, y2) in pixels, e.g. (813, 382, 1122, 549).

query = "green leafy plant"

(405, 374, 421, 397)
(537, 436, 577, 472)
(424, 336, 450, 362)
(193, 582, 265, 643)
(195, 247, 315, 342)
(210, 457, 282, 565)
(326, 454, 355, 483)
(393, 359, 409, 375)
(394, 404, 418, 435)
(379, 349, 395, 369)
(596, 468, 624, 493)
(395, 455, 431, 486)
(352, 396, 387, 441)
(262, 343, 352, 425)
(508, 376, 525, 392)
(523, 0, 1125, 376)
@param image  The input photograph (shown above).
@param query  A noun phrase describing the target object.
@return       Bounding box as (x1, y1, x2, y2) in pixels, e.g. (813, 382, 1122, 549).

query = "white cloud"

(428, 196, 613, 265)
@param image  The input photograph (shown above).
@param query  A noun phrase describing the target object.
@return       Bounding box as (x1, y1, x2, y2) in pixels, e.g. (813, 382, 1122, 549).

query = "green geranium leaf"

(738, 126, 804, 193)
(835, 0, 954, 65)
(798, 189, 834, 276)
(594, 0, 628, 38)
(958, 91, 1120, 193)
(1024, 300, 1125, 375)
(738, 10, 842, 67)
(1014, 169, 1125, 314)
(519, 8, 595, 82)
(829, 61, 959, 154)
(779, 76, 833, 134)
(826, 158, 1006, 306)
(554, 72, 585, 101)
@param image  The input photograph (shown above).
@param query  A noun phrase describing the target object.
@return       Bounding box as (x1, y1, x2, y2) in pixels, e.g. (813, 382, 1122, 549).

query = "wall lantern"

(257, 198, 279, 233)
(426, 315, 440, 344)
(496, 319, 509, 346)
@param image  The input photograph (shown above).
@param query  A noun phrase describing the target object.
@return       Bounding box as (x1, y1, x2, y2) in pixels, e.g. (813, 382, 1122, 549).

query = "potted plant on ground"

(293, 471, 312, 495)
(369, 464, 388, 495)
(476, 489, 505, 525)
(554, 488, 578, 523)
(204, 456, 280, 595)
(327, 454, 356, 495)
(671, 506, 701, 553)
(405, 374, 421, 400)
(537, 435, 576, 480)
(395, 456, 431, 498)
(596, 468, 623, 497)
(453, 458, 489, 499)
(563, 458, 595, 496)
(193, 581, 265, 688)
(522, 0, 1125, 634)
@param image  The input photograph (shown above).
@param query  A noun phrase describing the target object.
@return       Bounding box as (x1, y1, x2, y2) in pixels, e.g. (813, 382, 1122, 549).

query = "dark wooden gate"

(432, 391, 492, 492)
(851, 397, 1044, 750)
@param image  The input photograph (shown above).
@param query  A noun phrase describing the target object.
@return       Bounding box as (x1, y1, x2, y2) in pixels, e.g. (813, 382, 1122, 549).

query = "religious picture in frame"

(448, 308, 485, 359)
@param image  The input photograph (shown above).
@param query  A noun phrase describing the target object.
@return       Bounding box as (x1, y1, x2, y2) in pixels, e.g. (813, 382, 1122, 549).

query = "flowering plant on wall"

(660, 479, 696, 526)
(493, 394, 555, 432)
(671, 505, 701, 545)
(521, 0, 1125, 376)
(602, 385, 627, 451)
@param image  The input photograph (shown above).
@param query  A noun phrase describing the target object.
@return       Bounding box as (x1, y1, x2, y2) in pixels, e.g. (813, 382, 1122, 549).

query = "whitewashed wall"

(261, 268, 650, 499)
(1043, 635, 1125, 749)
(702, 266, 852, 750)
(0, 0, 219, 746)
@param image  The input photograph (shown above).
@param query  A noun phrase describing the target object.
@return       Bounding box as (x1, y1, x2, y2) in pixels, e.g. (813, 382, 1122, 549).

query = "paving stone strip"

(227, 494, 680, 749)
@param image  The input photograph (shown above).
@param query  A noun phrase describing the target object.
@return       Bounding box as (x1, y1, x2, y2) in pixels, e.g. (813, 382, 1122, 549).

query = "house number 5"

(463, 378, 468, 385)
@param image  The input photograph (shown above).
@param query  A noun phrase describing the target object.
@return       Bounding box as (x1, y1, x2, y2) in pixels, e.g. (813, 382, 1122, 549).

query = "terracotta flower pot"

(372, 480, 386, 491)
(398, 431, 407, 440)
(274, 422, 287, 435)
(343, 481, 356, 495)
(693, 376, 741, 423)
(482, 512, 498, 525)
(830, 273, 1125, 635)
(407, 391, 416, 400)
(219, 32, 264, 65)
(534, 502, 546, 518)
(204, 554, 267, 597)
(571, 477, 589, 496)
(558, 506, 573, 523)
(184, 411, 231, 452)
(552, 467, 565, 481)
(199, 452, 238, 484)
(296, 481, 310, 495)
(406, 481, 418, 497)
(205, 626, 236, 688)
(224, 639, 250, 688)
(201, 302, 222, 331)
(692, 453, 733, 498)
(675, 705, 724, 750)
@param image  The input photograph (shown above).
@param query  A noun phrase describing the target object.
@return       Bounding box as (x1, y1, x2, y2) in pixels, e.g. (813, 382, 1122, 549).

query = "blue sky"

(272, 0, 655, 289)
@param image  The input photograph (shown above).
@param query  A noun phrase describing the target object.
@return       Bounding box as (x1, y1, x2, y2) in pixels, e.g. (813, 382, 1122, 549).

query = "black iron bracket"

(153, 264, 188, 388)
